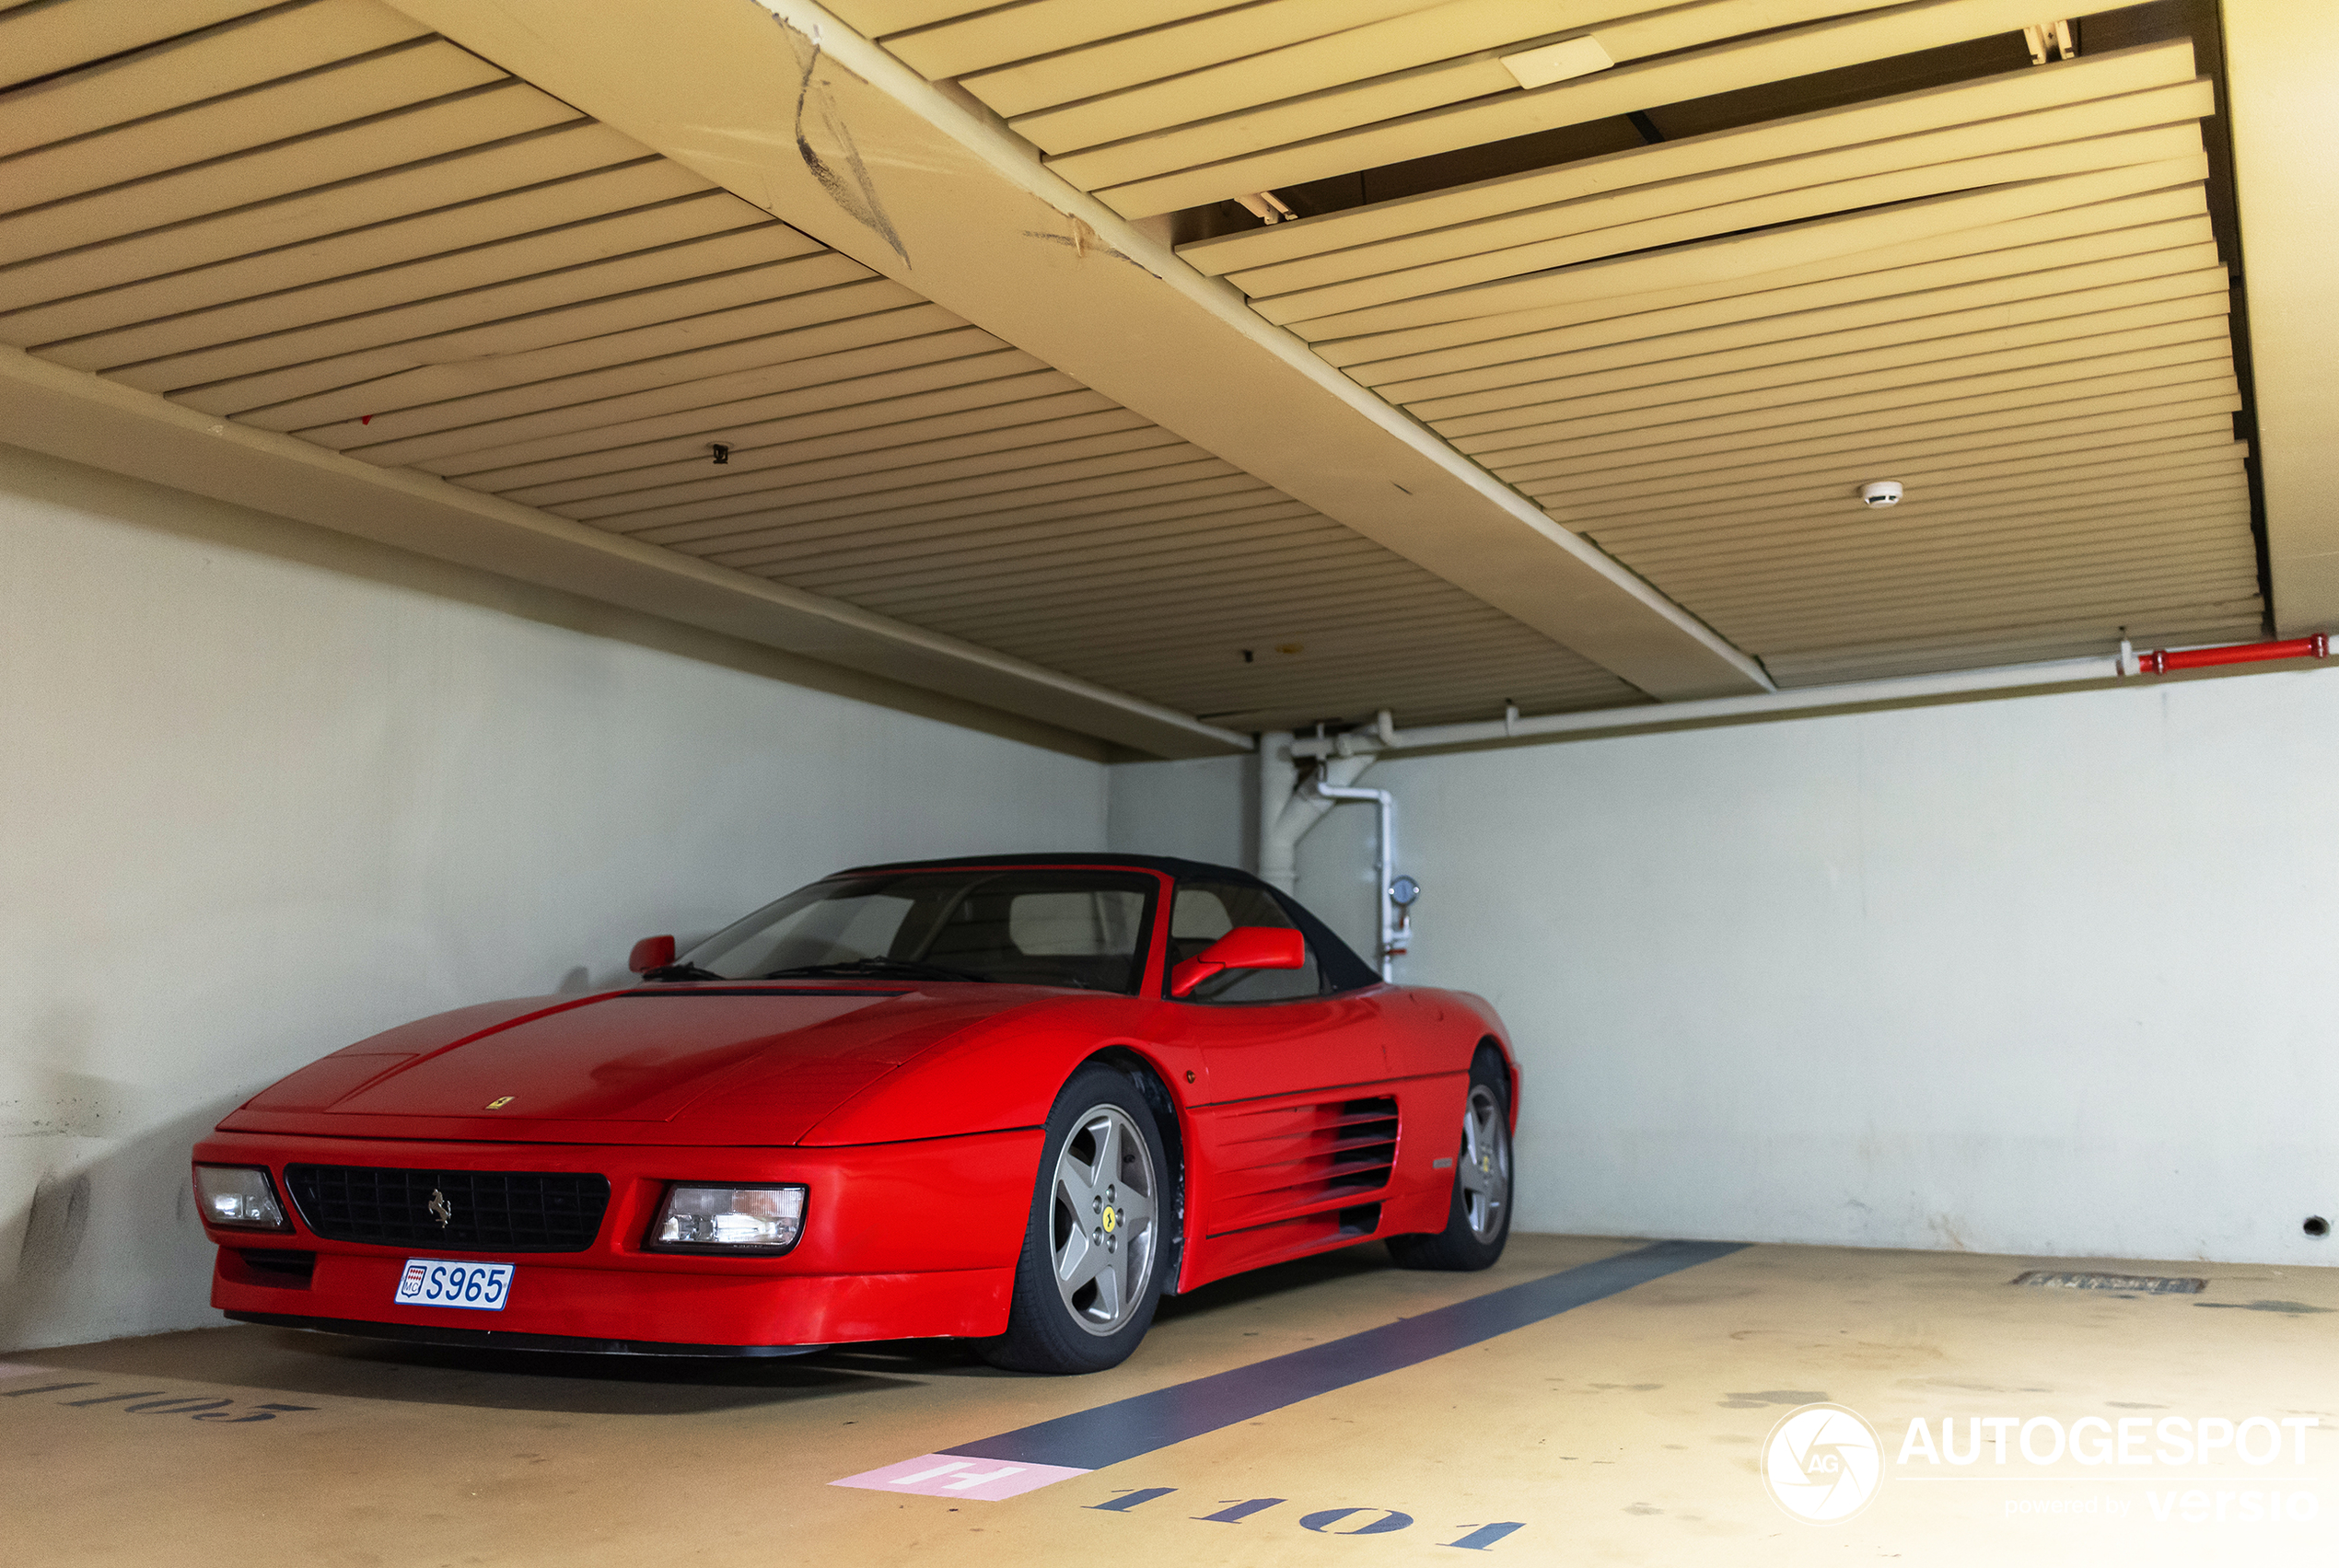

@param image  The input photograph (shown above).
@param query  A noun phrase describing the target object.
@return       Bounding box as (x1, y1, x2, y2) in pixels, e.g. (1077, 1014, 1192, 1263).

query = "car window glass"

(699, 891, 913, 975)
(682, 870, 1156, 993)
(1170, 888, 1235, 944)
(1008, 889, 1148, 956)
(1170, 879, 1321, 1003)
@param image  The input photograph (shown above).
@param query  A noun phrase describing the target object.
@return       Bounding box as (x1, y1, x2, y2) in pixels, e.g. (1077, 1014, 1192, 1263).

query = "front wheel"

(1389, 1053, 1512, 1271)
(982, 1063, 1170, 1373)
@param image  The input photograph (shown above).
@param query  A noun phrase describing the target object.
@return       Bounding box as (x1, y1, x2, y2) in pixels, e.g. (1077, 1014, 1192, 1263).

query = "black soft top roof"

(844, 850, 1268, 886)
(834, 852, 1379, 991)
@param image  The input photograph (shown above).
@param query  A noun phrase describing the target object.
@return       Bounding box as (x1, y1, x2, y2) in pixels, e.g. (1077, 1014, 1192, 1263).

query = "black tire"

(1388, 1050, 1513, 1272)
(982, 1063, 1171, 1373)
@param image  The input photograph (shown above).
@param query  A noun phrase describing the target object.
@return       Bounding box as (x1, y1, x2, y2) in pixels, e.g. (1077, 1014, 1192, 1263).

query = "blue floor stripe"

(945, 1238, 1744, 1469)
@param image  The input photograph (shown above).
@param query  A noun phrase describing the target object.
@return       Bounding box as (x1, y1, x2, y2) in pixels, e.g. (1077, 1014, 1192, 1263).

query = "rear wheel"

(982, 1063, 1170, 1373)
(1389, 1052, 1512, 1271)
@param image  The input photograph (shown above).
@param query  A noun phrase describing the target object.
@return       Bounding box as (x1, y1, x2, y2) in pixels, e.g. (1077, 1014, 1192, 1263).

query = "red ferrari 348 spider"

(193, 854, 1519, 1372)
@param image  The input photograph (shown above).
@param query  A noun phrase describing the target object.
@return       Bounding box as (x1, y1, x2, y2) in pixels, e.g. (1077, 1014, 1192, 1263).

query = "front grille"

(285, 1165, 610, 1252)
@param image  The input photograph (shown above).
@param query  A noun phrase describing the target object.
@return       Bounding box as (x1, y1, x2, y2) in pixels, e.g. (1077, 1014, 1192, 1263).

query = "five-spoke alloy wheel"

(985, 1064, 1171, 1372)
(1389, 1050, 1514, 1271)
(1456, 1083, 1510, 1244)
(1050, 1104, 1159, 1335)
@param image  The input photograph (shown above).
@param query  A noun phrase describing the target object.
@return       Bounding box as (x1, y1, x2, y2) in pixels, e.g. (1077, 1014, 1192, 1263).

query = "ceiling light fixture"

(1500, 35, 1614, 90)
(1234, 190, 1298, 224)
(2022, 19, 2077, 64)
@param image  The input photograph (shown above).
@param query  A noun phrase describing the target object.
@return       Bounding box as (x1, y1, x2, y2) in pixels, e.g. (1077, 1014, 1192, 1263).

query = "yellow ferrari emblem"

(1101, 1206, 1118, 1234)
(484, 1097, 515, 1109)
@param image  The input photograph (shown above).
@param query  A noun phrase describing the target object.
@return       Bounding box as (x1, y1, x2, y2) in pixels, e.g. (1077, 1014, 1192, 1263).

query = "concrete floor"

(4, 1236, 2333, 1565)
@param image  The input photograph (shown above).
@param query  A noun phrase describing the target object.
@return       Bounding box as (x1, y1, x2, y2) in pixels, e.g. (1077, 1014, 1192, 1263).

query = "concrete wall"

(1104, 751, 1252, 868)
(1111, 669, 2339, 1268)
(0, 445, 1111, 1353)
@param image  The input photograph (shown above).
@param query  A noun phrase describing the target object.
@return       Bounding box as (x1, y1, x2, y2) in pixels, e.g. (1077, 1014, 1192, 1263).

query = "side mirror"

(1170, 926, 1305, 998)
(629, 935, 677, 974)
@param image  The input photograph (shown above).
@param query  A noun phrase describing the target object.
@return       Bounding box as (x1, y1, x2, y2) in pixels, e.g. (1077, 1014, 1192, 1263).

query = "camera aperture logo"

(1763, 1403, 1883, 1523)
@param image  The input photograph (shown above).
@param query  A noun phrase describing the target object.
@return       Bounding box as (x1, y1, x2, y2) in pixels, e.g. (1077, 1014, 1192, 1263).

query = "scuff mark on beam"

(1019, 217, 1154, 273)
(783, 19, 908, 266)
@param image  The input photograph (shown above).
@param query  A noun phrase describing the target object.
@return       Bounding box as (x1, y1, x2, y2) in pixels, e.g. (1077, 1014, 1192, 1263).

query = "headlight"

(194, 1166, 289, 1231)
(649, 1183, 807, 1254)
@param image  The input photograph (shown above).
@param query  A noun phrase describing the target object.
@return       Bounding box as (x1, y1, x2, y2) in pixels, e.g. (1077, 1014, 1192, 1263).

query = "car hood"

(219, 984, 1061, 1145)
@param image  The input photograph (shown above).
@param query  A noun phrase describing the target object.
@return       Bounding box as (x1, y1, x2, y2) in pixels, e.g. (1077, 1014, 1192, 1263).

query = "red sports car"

(192, 854, 1519, 1372)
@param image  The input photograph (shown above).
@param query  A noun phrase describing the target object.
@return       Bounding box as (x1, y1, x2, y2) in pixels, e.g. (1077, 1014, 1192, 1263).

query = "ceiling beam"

(0, 345, 1249, 759)
(378, 0, 1772, 703)
(2222, 0, 2339, 636)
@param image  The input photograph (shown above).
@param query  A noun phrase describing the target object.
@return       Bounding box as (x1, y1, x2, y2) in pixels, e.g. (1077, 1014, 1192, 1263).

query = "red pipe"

(2135, 633, 2329, 675)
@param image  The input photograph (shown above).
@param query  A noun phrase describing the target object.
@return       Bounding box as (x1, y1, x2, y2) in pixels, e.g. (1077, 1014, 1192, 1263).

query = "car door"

(1161, 877, 1404, 1282)
(1163, 879, 1389, 1102)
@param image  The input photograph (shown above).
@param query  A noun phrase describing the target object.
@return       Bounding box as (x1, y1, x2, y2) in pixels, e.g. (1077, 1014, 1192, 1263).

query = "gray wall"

(1104, 751, 1251, 868)
(1, 446, 1111, 1353)
(1111, 668, 2339, 1268)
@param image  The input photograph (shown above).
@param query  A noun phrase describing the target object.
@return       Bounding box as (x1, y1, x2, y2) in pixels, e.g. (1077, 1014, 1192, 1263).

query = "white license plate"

(392, 1259, 514, 1311)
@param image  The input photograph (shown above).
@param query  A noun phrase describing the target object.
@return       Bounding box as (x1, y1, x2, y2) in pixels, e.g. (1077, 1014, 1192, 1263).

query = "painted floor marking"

(0, 1364, 55, 1379)
(835, 1238, 1742, 1499)
(944, 1239, 1742, 1470)
(832, 1453, 1090, 1500)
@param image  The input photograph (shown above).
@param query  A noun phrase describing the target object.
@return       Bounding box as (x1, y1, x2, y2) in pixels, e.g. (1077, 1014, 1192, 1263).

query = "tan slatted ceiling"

(0, 0, 1639, 733)
(861, 0, 2098, 216)
(7, 0, 2271, 726)
(847, 0, 2259, 688)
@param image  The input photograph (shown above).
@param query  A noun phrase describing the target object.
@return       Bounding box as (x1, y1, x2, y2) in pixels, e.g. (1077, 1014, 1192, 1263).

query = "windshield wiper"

(760, 957, 987, 982)
(641, 961, 726, 982)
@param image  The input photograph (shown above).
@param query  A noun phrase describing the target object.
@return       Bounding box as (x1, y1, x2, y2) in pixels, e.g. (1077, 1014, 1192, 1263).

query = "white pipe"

(1255, 728, 1296, 887)
(1258, 750, 1373, 894)
(1289, 654, 2124, 759)
(1311, 779, 1398, 981)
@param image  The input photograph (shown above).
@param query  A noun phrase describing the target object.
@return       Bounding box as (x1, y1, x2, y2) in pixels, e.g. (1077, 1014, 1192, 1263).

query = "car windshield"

(672, 869, 1158, 993)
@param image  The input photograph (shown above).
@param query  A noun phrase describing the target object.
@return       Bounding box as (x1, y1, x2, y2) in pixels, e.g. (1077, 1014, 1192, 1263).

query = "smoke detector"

(1858, 481, 1903, 508)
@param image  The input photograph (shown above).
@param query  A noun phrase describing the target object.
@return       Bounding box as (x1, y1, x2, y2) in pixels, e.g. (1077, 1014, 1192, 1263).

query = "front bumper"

(225, 1311, 840, 1357)
(194, 1127, 1041, 1351)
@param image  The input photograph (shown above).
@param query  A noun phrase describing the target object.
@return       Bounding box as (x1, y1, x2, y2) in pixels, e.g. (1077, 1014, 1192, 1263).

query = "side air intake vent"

(1206, 1096, 1399, 1236)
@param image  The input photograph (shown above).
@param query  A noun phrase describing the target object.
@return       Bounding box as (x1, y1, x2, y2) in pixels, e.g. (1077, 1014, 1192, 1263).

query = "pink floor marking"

(831, 1452, 1092, 1501)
